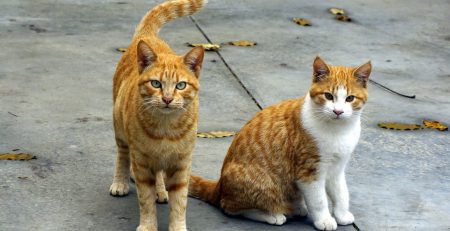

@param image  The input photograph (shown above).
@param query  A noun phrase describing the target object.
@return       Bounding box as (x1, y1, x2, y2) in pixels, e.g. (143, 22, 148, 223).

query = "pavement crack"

(352, 222, 361, 231)
(189, 16, 263, 110)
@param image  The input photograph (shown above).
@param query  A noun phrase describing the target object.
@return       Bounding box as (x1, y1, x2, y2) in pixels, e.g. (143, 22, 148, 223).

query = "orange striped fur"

(109, 1, 207, 231)
(190, 98, 318, 214)
(189, 57, 371, 229)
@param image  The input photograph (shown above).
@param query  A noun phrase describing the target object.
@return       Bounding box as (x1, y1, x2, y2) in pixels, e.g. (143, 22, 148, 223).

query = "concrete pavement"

(0, 0, 449, 230)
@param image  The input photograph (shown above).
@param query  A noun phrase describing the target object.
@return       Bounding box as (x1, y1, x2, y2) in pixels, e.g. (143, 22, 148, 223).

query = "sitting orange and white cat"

(189, 57, 371, 231)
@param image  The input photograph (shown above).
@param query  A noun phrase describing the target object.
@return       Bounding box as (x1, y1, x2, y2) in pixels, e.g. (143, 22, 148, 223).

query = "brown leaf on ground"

(227, 40, 257, 46)
(293, 18, 311, 26)
(0, 153, 36, 161)
(187, 43, 220, 51)
(329, 8, 345, 15)
(116, 48, 127, 52)
(423, 120, 448, 131)
(197, 131, 236, 138)
(336, 15, 352, 22)
(378, 123, 424, 131)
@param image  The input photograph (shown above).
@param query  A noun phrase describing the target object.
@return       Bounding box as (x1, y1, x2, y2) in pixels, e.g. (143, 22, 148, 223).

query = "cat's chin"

(326, 115, 353, 123)
(156, 107, 182, 115)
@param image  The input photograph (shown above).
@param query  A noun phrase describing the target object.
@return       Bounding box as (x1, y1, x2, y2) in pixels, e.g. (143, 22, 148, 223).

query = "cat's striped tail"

(189, 175, 220, 206)
(135, 0, 208, 36)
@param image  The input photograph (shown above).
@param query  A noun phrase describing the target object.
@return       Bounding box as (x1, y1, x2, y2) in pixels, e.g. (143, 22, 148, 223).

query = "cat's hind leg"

(155, 171, 169, 203)
(220, 164, 289, 226)
(235, 210, 287, 226)
(292, 195, 308, 217)
(110, 139, 130, 196)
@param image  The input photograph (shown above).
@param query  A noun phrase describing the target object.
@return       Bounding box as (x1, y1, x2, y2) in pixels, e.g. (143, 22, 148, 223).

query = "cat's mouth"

(157, 106, 183, 114)
(157, 107, 176, 114)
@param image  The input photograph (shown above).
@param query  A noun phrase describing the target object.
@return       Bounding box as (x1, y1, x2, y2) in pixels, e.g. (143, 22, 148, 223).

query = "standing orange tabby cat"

(109, 1, 206, 230)
(189, 57, 371, 231)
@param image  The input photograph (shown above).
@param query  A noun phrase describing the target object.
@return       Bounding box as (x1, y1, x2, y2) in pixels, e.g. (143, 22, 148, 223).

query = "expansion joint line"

(353, 222, 361, 231)
(189, 16, 263, 110)
(190, 17, 414, 101)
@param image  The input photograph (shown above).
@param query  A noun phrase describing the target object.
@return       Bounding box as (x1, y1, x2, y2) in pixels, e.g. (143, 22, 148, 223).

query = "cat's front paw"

(156, 189, 169, 203)
(313, 216, 337, 231)
(168, 226, 187, 231)
(168, 222, 187, 231)
(109, 182, 129, 197)
(136, 224, 157, 231)
(334, 210, 354, 225)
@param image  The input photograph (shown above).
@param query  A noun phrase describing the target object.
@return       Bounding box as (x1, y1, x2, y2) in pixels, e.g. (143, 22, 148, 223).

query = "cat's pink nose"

(162, 96, 173, 104)
(333, 110, 344, 116)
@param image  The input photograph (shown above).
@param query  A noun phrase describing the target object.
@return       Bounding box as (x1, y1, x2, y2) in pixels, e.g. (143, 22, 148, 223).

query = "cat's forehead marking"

(158, 69, 180, 82)
(336, 86, 348, 101)
(329, 66, 354, 86)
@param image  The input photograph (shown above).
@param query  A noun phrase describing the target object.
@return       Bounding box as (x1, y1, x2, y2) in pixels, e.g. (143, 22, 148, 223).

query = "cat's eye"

(346, 95, 355, 102)
(176, 81, 187, 90)
(324, 92, 334, 101)
(150, 80, 161, 88)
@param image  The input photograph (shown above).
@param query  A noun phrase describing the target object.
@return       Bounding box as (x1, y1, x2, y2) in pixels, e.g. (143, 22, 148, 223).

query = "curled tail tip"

(135, 0, 208, 36)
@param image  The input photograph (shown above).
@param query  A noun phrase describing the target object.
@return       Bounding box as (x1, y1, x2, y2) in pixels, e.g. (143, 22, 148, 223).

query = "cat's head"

(136, 40, 204, 114)
(308, 56, 371, 121)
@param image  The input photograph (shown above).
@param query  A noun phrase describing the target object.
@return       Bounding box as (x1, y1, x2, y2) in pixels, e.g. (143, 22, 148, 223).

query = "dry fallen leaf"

(423, 120, 448, 131)
(227, 40, 257, 46)
(378, 123, 424, 131)
(116, 48, 127, 52)
(293, 18, 311, 26)
(336, 15, 352, 22)
(0, 153, 36, 161)
(197, 131, 236, 138)
(187, 43, 220, 51)
(329, 8, 345, 15)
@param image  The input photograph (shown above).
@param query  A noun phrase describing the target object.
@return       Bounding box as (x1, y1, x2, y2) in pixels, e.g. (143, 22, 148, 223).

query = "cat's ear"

(184, 47, 204, 78)
(313, 56, 330, 82)
(137, 40, 157, 74)
(353, 61, 372, 87)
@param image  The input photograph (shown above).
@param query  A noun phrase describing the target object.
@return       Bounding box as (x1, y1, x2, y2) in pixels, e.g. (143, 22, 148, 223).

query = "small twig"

(8, 112, 18, 117)
(352, 222, 361, 231)
(369, 79, 415, 99)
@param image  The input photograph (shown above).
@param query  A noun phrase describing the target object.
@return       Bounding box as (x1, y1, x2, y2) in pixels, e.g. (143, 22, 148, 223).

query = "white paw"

(136, 224, 157, 231)
(313, 216, 337, 231)
(109, 182, 129, 196)
(266, 213, 287, 226)
(168, 226, 187, 231)
(334, 211, 354, 225)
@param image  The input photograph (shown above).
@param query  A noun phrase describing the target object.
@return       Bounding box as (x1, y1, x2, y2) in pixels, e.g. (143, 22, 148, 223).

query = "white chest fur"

(301, 95, 361, 167)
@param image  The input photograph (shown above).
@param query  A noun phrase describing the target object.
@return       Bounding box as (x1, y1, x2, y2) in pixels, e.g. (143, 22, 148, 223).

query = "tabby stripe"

(188, 83, 199, 91)
(168, 182, 187, 191)
(142, 122, 194, 141)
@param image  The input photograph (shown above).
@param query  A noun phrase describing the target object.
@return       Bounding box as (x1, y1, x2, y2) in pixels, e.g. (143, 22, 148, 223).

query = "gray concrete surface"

(0, 0, 449, 230)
